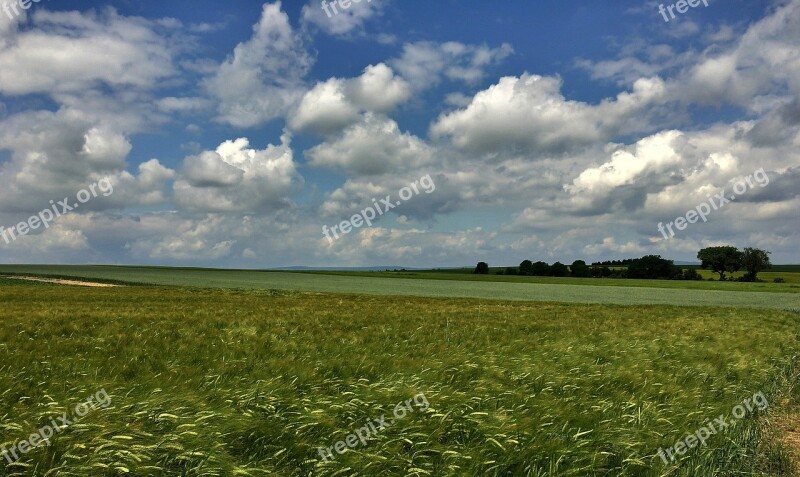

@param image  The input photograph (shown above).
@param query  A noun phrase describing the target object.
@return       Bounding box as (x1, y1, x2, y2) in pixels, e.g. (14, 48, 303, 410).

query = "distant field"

(1, 265, 799, 310)
(305, 269, 800, 288)
(422, 264, 800, 274)
(1, 284, 798, 476)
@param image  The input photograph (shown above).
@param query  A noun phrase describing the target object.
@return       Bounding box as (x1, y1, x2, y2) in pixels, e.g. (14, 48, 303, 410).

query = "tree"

(697, 246, 742, 280)
(531, 261, 551, 276)
(626, 255, 677, 279)
(505, 267, 518, 276)
(570, 260, 590, 278)
(519, 260, 533, 276)
(740, 247, 771, 281)
(550, 262, 569, 277)
(474, 262, 489, 275)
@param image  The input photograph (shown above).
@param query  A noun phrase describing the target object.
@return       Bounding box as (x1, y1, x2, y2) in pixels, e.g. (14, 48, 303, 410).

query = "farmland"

(1, 269, 800, 476)
(0, 265, 799, 310)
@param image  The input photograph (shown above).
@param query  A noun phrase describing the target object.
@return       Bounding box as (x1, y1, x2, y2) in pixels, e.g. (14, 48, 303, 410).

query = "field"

(0, 265, 799, 309)
(2, 269, 800, 476)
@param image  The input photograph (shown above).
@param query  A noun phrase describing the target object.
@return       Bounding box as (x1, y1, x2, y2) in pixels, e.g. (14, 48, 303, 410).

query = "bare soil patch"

(3, 276, 121, 287)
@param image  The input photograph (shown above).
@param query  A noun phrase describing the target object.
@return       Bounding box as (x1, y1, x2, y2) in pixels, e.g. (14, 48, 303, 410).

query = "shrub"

(682, 268, 702, 281)
(626, 255, 677, 279)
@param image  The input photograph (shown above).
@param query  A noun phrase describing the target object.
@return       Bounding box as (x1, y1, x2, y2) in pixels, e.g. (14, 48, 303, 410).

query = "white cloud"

(0, 111, 171, 214)
(584, 236, 646, 256)
(431, 74, 667, 155)
(0, 222, 90, 253)
(301, 0, 384, 36)
(391, 41, 513, 91)
(289, 78, 360, 135)
(566, 130, 685, 210)
(156, 97, 214, 114)
(306, 113, 431, 175)
(174, 133, 301, 213)
(0, 8, 177, 96)
(289, 63, 410, 135)
(204, 2, 313, 127)
(679, 1, 800, 105)
(345, 63, 411, 112)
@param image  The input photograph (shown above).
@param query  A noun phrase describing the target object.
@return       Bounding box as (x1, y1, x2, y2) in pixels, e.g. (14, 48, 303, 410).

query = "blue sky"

(0, 0, 798, 267)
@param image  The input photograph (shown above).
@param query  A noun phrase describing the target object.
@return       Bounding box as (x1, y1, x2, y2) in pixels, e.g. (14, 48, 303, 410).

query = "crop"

(0, 284, 798, 475)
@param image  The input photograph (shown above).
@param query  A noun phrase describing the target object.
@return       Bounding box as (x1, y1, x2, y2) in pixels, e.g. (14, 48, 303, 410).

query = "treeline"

(475, 256, 702, 280)
(591, 259, 636, 266)
(474, 246, 774, 282)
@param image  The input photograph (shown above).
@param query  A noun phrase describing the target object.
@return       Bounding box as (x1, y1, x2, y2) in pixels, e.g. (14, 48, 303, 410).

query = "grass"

(1, 265, 799, 310)
(1, 284, 799, 476)
(0, 277, 55, 287)
(300, 269, 800, 289)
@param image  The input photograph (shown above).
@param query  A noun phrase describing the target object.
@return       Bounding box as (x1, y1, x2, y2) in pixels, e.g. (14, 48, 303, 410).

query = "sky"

(0, 0, 798, 268)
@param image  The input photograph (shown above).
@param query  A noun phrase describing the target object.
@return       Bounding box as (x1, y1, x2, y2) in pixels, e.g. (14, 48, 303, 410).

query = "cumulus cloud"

(204, 2, 313, 127)
(0, 111, 171, 214)
(156, 97, 214, 114)
(306, 113, 432, 175)
(582, 1, 800, 109)
(173, 133, 301, 213)
(289, 78, 360, 135)
(0, 8, 177, 96)
(1, 0, 798, 267)
(565, 130, 686, 213)
(319, 226, 497, 267)
(391, 41, 513, 91)
(130, 215, 236, 261)
(677, 0, 800, 105)
(557, 104, 800, 247)
(0, 222, 90, 261)
(431, 74, 667, 155)
(289, 63, 410, 135)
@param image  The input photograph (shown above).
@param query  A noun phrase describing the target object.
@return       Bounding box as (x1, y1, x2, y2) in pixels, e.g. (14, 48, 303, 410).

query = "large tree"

(519, 260, 533, 276)
(697, 246, 742, 280)
(531, 261, 551, 276)
(570, 260, 590, 278)
(474, 262, 489, 275)
(550, 262, 569, 277)
(740, 247, 772, 281)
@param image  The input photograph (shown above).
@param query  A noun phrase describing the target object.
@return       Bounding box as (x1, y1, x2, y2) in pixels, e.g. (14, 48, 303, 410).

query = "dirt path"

(3, 276, 121, 287)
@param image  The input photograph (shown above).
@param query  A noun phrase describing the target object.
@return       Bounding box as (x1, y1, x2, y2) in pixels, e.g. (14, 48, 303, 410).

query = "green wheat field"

(1, 268, 800, 476)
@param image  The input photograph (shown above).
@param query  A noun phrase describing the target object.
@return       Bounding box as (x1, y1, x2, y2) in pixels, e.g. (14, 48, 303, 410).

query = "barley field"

(1, 281, 799, 476)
